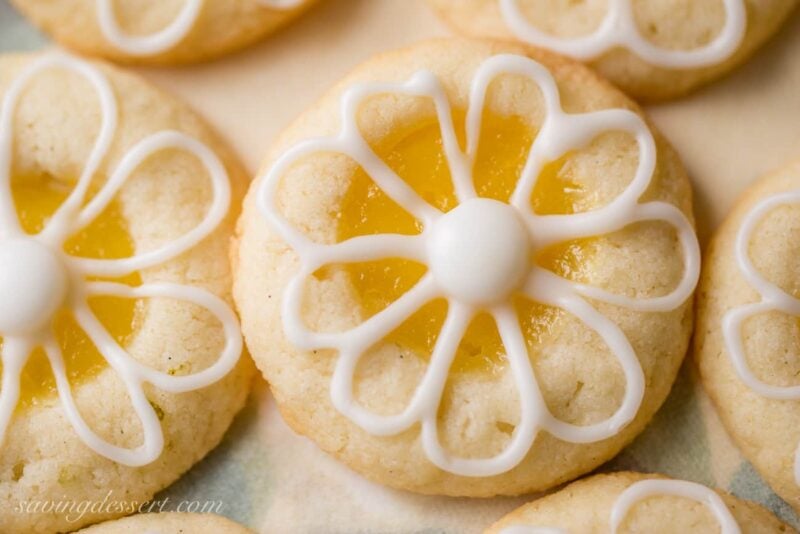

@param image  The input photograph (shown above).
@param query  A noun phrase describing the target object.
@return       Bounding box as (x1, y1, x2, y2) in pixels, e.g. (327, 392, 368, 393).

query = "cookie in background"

(696, 158, 800, 515)
(486, 472, 792, 533)
(78, 512, 254, 533)
(427, 0, 798, 101)
(9, 0, 319, 65)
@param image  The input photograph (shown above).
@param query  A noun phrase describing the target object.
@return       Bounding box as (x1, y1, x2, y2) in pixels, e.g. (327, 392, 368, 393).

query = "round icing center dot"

(428, 198, 531, 306)
(0, 238, 69, 336)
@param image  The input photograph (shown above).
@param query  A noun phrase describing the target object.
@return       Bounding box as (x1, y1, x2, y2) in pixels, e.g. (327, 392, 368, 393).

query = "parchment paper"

(2, 1, 800, 532)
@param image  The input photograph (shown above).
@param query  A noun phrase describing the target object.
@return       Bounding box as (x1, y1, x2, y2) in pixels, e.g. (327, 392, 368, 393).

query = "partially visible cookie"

(0, 52, 253, 533)
(79, 512, 254, 533)
(486, 472, 792, 533)
(426, 0, 798, 101)
(10, 0, 318, 65)
(696, 159, 800, 513)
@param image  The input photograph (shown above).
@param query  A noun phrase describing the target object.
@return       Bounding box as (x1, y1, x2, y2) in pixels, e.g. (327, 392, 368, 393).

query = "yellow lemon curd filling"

(337, 111, 594, 375)
(2, 175, 138, 409)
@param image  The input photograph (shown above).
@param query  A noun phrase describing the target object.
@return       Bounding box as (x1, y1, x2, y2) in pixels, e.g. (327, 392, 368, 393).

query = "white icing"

(499, 0, 747, 69)
(0, 53, 242, 467)
(723, 189, 800, 485)
(96, 0, 203, 56)
(0, 239, 68, 336)
(258, 54, 699, 477)
(610, 479, 741, 533)
(428, 198, 530, 306)
(96, 0, 305, 56)
(500, 479, 740, 533)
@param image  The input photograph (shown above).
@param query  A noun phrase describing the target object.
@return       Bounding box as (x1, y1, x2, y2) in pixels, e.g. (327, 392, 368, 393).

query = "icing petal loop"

(610, 480, 741, 534)
(0, 53, 242, 467)
(723, 190, 800, 485)
(259, 54, 699, 477)
(94, 0, 310, 57)
(499, 0, 746, 69)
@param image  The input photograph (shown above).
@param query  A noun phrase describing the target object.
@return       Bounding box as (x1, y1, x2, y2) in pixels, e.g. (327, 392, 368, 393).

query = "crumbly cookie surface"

(0, 53, 253, 533)
(234, 38, 697, 496)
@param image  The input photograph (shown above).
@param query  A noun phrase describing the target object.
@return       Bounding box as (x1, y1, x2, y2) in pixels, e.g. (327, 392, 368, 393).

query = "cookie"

(426, 0, 797, 101)
(695, 159, 800, 513)
(486, 472, 792, 533)
(234, 38, 700, 496)
(0, 52, 253, 533)
(78, 512, 254, 533)
(9, 0, 317, 65)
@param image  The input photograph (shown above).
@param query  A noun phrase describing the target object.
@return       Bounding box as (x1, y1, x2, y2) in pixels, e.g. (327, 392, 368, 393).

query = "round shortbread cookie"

(0, 52, 253, 533)
(486, 472, 793, 533)
(9, 0, 318, 65)
(234, 38, 700, 496)
(426, 0, 797, 101)
(696, 159, 800, 514)
(78, 512, 254, 533)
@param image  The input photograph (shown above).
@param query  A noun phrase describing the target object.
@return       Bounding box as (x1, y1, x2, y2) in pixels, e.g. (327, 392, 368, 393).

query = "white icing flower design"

(259, 54, 700, 477)
(723, 190, 800, 484)
(499, 0, 746, 69)
(0, 54, 242, 467)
